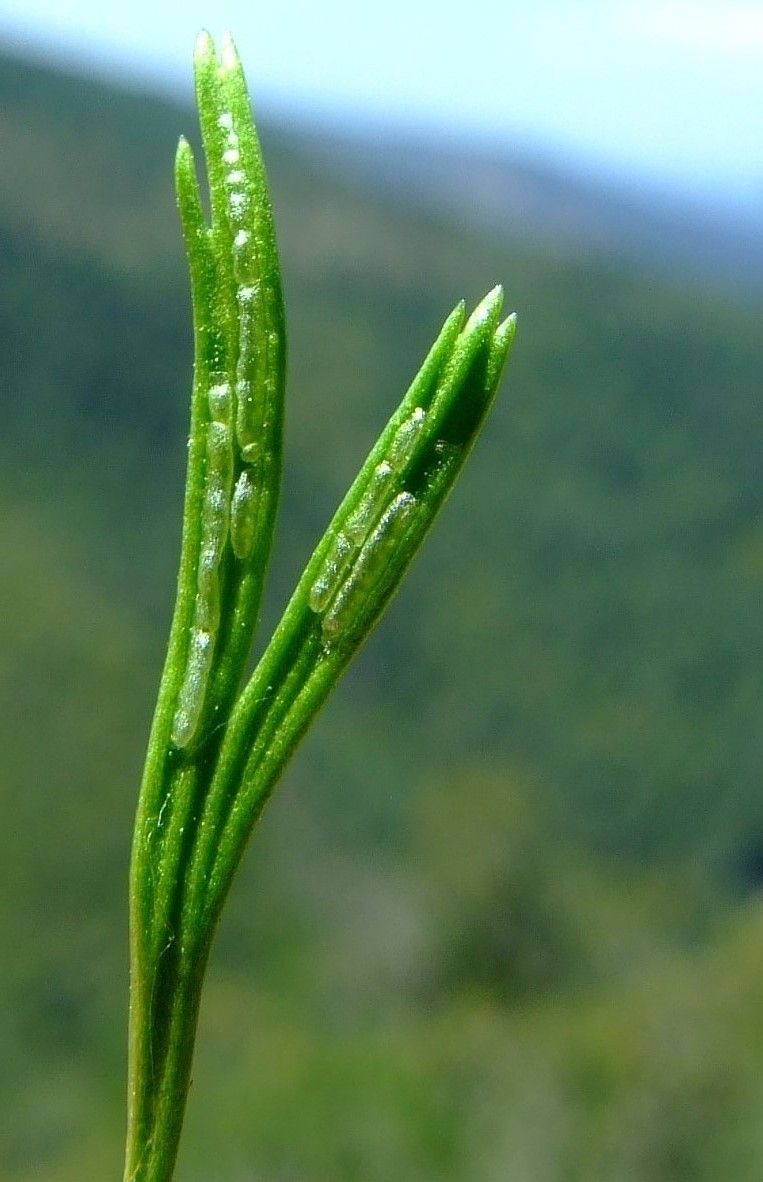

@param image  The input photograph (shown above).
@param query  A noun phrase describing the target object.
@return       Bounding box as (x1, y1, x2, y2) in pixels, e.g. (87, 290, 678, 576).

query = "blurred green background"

(3, 47, 763, 1182)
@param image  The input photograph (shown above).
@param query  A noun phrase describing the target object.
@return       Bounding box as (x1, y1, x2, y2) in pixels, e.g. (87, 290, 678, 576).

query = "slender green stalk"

(124, 29, 516, 1182)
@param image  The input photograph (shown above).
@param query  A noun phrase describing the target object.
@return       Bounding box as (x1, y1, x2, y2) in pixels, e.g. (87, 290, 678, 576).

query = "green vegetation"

(125, 34, 513, 1182)
(2, 40, 763, 1182)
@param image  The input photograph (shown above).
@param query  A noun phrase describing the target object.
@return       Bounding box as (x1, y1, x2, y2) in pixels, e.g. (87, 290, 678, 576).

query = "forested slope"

(2, 46, 763, 1182)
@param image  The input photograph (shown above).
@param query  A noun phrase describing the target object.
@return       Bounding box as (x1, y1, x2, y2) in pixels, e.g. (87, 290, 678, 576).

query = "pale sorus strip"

(170, 31, 286, 750)
(125, 30, 516, 1182)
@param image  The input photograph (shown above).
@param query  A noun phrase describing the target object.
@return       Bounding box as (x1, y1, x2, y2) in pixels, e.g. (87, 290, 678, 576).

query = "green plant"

(123, 30, 516, 1182)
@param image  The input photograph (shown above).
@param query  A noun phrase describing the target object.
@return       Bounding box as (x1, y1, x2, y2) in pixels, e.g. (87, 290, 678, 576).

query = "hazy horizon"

(0, 0, 761, 219)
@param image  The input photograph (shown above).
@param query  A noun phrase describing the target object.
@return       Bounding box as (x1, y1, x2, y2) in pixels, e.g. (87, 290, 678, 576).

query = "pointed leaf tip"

(220, 31, 241, 73)
(495, 311, 517, 345)
(463, 285, 504, 336)
(445, 299, 467, 336)
(174, 135, 199, 187)
(486, 311, 518, 390)
(194, 29, 215, 65)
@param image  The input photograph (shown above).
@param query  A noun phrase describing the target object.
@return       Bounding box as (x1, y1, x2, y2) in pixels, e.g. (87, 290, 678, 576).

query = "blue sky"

(1, 0, 761, 211)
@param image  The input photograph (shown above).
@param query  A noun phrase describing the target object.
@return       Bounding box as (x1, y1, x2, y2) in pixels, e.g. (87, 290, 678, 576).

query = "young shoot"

(124, 30, 516, 1182)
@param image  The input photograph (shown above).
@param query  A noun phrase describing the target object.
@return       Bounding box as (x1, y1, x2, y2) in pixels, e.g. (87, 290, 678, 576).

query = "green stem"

(124, 935, 209, 1182)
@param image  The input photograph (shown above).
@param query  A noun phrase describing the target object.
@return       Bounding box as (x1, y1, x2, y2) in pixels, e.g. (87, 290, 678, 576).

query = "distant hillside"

(2, 40, 763, 861)
(3, 43, 761, 293)
(309, 125, 763, 294)
(3, 43, 763, 1182)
